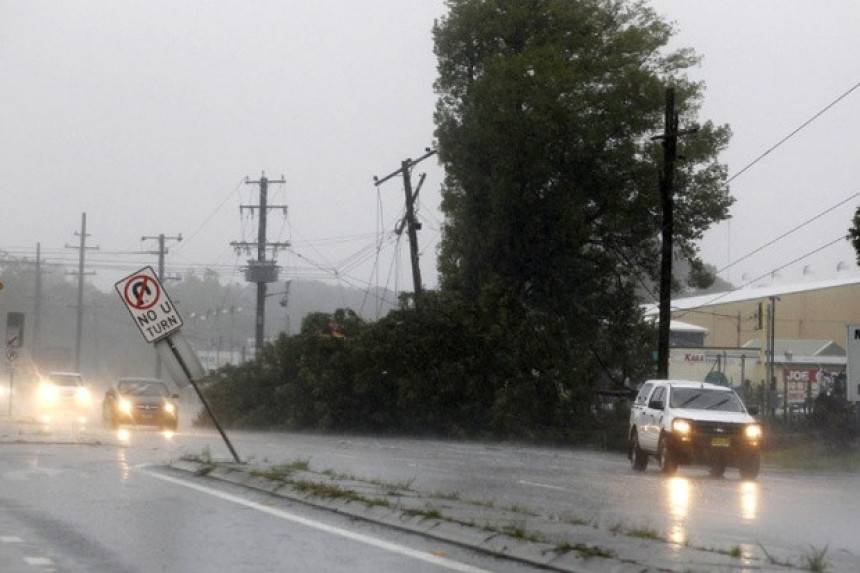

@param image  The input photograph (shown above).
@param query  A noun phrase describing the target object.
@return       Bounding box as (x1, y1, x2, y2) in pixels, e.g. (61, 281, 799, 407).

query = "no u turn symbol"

(124, 275, 160, 310)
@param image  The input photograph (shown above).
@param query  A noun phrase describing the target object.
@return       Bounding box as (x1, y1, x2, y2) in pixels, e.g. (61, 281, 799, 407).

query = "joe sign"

(115, 266, 183, 343)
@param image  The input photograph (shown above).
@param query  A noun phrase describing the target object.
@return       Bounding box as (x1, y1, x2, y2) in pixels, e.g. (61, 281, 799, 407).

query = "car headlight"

(39, 384, 59, 404)
(164, 403, 176, 415)
(118, 399, 133, 414)
(745, 424, 763, 441)
(672, 419, 691, 435)
(76, 387, 91, 404)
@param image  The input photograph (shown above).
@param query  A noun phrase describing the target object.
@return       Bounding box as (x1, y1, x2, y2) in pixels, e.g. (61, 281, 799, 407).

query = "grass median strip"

(180, 452, 807, 568)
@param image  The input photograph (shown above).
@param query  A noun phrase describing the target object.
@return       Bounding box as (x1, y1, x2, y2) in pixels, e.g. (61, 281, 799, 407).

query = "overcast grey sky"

(2, 1, 859, 301)
(1, 0, 448, 296)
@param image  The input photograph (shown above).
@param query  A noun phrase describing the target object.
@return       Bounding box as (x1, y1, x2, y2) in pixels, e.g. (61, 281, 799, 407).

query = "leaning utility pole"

(652, 88, 696, 379)
(373, 147, 437, 298)
(65, 213, 98, 371)
(230, 173, 288, 356)
(142, 232, 183, 378)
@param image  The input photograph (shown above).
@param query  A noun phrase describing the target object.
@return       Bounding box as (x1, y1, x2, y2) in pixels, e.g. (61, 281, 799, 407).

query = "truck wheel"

(658, 436, 677, 475)
(739, 454, 760, 480)
(630, 432, 648, 472)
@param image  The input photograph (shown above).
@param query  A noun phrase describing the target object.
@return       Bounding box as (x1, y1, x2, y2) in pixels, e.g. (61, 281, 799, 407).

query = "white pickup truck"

(628, 380, 762, 479)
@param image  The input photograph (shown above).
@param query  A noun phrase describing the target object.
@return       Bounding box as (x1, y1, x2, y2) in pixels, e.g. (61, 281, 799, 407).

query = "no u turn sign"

(115, 266, 183, 343)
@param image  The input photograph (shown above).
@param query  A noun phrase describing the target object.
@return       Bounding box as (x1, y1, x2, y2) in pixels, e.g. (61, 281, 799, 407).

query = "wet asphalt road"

(0, 416, 858, 571)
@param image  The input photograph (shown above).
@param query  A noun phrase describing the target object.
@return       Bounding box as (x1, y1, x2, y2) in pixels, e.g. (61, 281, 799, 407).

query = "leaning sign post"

(116, 266, 241, 463)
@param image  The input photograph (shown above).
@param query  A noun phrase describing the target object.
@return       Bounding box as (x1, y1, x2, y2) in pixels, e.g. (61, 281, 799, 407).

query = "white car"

(628, 380, 762, 479)
(35, 371, 92, 424)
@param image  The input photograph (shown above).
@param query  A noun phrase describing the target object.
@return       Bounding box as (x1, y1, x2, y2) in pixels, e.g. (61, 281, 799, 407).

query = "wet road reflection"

(664, 475, 760, 547)
(115, 427, 176, 444)
(740, 480, 758, 520)
(666, 476, 690, 545)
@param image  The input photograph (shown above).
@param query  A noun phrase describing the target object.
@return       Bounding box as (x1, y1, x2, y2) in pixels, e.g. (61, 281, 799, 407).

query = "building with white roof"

(642, 275, 860, 400)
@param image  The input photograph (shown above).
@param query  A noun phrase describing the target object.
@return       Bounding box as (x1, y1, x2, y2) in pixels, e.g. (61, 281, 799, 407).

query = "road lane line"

(138, 465, 494, 573)
(517, 480, 567, 492)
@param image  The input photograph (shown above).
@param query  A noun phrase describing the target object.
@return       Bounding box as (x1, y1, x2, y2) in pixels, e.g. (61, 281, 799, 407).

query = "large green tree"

(433, 0, 732, 320)
(849, 206, 860, 265)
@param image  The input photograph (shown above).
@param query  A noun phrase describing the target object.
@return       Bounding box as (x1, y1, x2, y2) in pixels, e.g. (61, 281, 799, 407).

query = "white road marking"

(3, 468, 65, 481)
(138, 466, 494, 573)
(24, 557, 54, 566)
(517, 480, 567, 492)
(0, 536, 23, 543)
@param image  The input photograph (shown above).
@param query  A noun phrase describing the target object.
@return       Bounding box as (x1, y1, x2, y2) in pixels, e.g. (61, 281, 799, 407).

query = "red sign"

(782, 369, 819, 384)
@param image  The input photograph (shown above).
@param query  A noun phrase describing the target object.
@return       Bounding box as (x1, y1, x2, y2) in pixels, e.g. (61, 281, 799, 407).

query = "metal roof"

(642, 274, 860, 315)
(743, 339, 845, 357)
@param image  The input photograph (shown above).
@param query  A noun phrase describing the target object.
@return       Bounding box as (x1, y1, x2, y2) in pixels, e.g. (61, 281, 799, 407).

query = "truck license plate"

(711, 437, 730, 447)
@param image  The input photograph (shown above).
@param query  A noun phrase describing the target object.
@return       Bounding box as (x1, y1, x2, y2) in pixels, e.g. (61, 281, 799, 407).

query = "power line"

(727, 80, 860, 186)
(663, 82, 860, 287)
(176, 177, 246, 253)
(714, 190, 860, 276)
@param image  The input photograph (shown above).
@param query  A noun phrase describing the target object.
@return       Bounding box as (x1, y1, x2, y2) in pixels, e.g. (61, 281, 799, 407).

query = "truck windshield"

(669, 388, 744, 412)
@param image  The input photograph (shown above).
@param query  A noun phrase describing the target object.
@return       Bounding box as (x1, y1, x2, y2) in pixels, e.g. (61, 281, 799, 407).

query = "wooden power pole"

(373, 148, 437, 299)
(142, 232, 182, 378)
(230, 173, 288, 356)
(65, 213, 98, 372)
(653, 88, 696, 379)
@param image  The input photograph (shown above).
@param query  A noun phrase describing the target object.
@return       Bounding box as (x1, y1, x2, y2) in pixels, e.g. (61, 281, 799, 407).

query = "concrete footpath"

(168, 455, 799, 573)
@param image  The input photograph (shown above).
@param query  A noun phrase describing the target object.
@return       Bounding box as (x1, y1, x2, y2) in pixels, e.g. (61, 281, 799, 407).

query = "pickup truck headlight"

(164, 402, 176, 415)
(118, 399, 133, 415)
(672, 419, 692, 435)
(745, 424, 763, 442)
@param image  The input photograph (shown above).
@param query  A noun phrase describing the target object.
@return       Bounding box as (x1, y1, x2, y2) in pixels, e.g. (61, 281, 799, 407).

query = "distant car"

(102, 378, 179, 430)
(36, 371, 91, 423)
(628, 380, 762, 479)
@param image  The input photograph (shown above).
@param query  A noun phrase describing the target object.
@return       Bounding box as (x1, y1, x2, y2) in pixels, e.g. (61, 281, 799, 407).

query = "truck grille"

(691, 420, 744, 437)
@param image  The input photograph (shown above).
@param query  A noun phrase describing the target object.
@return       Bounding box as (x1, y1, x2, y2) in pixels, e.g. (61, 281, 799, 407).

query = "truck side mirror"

(648, 399, 664, 410)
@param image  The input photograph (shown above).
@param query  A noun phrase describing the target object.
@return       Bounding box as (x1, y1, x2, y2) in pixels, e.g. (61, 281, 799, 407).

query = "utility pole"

(373, 147, 437, 299)
(65, 213, 98, 372)
(766, 296, 780, 420)
(652, 88, 697, 379)
(230, 173, 288, 356)
(21, 243, 48, 364)
(32, 242, 45, 360)
(142, 232, 182, 378)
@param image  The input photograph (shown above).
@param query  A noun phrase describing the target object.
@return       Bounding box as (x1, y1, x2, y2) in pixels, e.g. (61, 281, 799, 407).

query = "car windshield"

(669, 387, 744, 412)
(47, 374, 82, 387)
(118, 381, 169, 397)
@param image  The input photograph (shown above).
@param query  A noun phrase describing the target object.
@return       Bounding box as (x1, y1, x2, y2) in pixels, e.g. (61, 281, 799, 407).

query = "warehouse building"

(644, 275, 860, 406)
